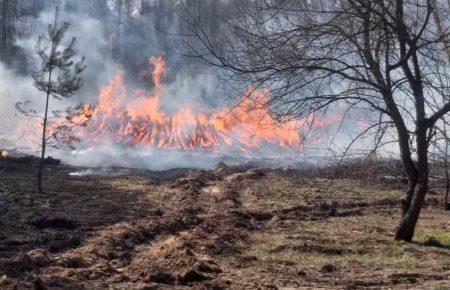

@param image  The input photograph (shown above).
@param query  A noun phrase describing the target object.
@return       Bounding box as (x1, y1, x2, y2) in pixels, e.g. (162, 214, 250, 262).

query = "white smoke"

(0, 2, 236, 168)
(0, 1, 357, 170)
(0, 6, 118, 154)
(0, 62, 42, 149)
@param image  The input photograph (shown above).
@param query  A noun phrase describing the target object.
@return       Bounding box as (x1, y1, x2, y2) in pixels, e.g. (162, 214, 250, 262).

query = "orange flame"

(71, 54, 324, 151)
(149, 55, 165, 96)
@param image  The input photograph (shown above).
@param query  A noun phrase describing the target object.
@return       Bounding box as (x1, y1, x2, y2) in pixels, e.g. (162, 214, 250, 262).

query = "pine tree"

(33, 6, 86, 193)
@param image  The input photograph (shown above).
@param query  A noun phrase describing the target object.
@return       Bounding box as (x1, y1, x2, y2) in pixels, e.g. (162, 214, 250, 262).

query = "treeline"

(0, 0, 242, 75)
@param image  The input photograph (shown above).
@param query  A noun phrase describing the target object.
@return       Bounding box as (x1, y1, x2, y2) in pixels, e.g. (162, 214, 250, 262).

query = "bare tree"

(181, 0, 450, 241)
(0, 0, 18, 61)
(30, 7, 85, 193)
(430, 0, 450, 210)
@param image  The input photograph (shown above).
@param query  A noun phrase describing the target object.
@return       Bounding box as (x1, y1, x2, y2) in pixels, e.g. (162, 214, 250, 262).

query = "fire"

(149, 55, 165, 96)
(71, 55, 313, 151)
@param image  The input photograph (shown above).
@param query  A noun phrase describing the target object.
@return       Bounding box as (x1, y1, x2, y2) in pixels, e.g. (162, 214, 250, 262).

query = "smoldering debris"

(69, 167, 132, 177)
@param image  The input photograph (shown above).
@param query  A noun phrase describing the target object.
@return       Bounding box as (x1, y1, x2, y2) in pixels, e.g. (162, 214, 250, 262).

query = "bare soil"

(0, 161, 448, 289)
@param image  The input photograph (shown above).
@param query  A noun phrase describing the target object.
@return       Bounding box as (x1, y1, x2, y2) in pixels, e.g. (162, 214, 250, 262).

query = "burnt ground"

(0, 161, 448, 289)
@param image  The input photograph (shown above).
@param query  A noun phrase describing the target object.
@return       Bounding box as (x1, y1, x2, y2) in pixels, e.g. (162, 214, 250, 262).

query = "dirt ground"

(0, 160, 448, 289)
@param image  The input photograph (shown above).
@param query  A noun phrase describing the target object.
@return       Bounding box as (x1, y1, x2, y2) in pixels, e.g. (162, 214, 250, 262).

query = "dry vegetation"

(0, 160, 448, 289)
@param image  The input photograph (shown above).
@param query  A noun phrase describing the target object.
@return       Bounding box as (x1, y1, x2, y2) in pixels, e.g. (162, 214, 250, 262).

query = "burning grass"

(42, 54, 336, 154)
(0, 161, 448, 289)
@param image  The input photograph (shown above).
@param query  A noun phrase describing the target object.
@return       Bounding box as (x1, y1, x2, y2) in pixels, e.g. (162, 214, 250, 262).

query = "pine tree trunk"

(37, 7, 58, 194)
(37, 88, 51, 194)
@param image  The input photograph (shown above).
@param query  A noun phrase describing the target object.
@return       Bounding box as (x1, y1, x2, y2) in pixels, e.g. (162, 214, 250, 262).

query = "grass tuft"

(423, 236, 443, 247)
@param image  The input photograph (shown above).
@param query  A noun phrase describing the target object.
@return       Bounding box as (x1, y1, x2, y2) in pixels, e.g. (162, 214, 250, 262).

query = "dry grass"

(0, 162, 448, 289)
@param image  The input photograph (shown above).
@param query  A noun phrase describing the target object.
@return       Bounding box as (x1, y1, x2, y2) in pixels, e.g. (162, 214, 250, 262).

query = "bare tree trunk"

(431, 0, 450, 63)
(395, 123, 429, 241)
(388, 106, 417, 215)
(445, 165, 450, 210)
(402, 180, 417, 213)
(432, 0, 450, 211)
(441, 121, 450, 211)
(395, 177, 428, 241)
(392, 0, 429, 240)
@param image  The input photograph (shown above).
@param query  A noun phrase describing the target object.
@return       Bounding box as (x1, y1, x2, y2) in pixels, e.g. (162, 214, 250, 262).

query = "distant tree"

(0, 0, 18, 61)
(19, 7, 86, 193)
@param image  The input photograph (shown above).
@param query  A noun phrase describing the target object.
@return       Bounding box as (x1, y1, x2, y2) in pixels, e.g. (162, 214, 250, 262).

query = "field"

(0, 161, 448, 289)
